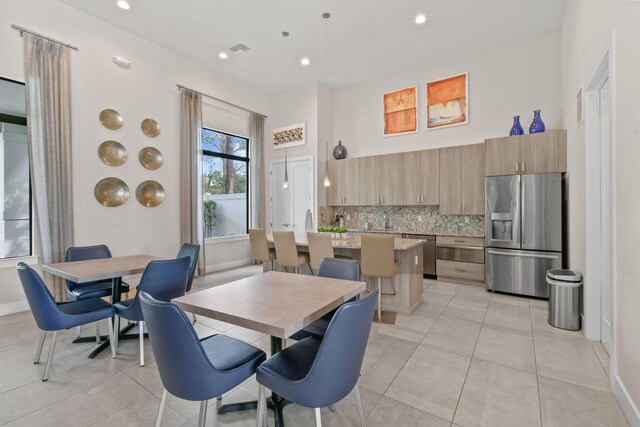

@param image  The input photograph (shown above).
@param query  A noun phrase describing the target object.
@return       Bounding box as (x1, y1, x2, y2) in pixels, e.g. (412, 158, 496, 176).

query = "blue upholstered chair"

(139, 292, 266, 427)
(256, 289, 378, 427)
(66, 245, 130, 343)
(176, 243, 200, 322)
(289, 258, 361, 341)
(114, 257, 190, 366)
(17, 262, 116, 381)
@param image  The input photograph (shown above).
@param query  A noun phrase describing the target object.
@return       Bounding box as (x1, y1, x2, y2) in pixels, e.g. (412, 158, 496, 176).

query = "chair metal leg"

(34, 331, 47, 364)
(42, 330, 58, 381)
(377, 277, 382, 322)
(314, 407, 322, 427)
(114, 315, 120, 352)
(139, 320, 145, 367)
(211, 397, 220, 427)
(156, 388, 168, 427)
(75, 326, 81, 340)
(95, 322, 101, 344)
(257, 384, 266, 427)
(329, 404, 336, 412)
(354, 383, 367, 427)
(192, 312, 197, 323)
(106, 318, 117, 359)
(197, 400, 208, 427)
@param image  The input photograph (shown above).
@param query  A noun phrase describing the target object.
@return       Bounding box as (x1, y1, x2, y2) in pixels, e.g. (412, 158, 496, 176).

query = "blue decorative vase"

(509, 116, 524, 136)
(529, 110, 545, 134)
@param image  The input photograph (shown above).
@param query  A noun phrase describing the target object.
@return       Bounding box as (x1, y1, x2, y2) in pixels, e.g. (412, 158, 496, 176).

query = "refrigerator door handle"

(487, 250, 560, 260)
(521, 180, 525, 245)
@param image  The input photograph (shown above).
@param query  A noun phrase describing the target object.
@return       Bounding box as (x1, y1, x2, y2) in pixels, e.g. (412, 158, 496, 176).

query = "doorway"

(269, 155, 314, 239)
(584, 42, 614, 355)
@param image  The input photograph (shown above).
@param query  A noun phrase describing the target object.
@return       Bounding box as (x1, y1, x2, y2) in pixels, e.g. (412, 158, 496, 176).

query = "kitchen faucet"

(383, 214, 389, 229)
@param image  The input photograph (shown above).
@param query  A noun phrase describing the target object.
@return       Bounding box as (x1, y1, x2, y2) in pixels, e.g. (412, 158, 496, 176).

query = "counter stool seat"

(273, 231, 310, 274)
(361, 233, 398, 323)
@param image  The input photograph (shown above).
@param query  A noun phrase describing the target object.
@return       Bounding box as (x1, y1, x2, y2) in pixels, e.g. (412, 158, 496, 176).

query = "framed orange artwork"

(426, 73, 468, 130)
(383, 86, 417, 136)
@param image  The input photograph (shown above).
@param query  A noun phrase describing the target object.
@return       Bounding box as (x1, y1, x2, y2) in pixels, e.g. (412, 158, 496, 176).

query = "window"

(0, 77, 31, 258)
(202, 128, 249, 238)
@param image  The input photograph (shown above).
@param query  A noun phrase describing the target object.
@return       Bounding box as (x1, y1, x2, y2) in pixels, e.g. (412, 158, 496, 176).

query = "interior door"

(270, 157, 314, 239)
(599, 76, 613, 355)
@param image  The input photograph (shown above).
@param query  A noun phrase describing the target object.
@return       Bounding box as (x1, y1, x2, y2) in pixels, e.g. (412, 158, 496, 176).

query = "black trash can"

(547, 269, 583, 331)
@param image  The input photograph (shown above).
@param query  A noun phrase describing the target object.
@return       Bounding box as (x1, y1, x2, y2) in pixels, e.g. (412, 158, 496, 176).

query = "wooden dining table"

(173, 271, 366, 427)
(42, 254, 159, 358)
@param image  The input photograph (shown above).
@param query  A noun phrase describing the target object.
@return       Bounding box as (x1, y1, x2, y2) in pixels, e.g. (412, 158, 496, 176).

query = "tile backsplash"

(319, 205, 484, 237)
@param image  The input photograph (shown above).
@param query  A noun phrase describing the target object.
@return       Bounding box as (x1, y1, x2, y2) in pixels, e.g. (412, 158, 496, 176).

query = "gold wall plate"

(141, 118, 161, 137)
(138, 146, 163, 170)
(98, 140, 128, 166)
(136, 180, 165, 207)
(99, 109, 123, 130)
(94, 177, 129, 207)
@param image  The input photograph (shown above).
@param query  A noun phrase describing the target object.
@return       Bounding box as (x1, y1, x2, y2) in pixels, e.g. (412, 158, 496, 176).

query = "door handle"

(454, 268, 466, 273)
(515, 162, 519, 173)
(487, 250, 560, 260)
(522, 162, 525, 172)
(417, 195, 420, 204)
(521, 180, 525, 244)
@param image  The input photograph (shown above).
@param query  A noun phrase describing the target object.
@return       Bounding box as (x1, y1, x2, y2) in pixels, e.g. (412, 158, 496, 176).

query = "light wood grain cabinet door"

(520, 129, 566, 174)
(325, 160, 340, 206)
(485, 136, 520, 176)
(439, 146, 462, 214)
(403, 152, 421, 205)
(357, 156, 377, 206)
(421, 149, 440, 205)
(461, 143, 485, 214)
(343, 158, 360, 206)
(379, 153, 404, 205)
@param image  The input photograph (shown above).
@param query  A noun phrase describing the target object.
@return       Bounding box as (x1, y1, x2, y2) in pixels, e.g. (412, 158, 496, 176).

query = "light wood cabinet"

(485, 129, 567, 176)
(326, 159, 360, 206)
(358, 154, 403, 205)
(403, 149, 439, 205)
(439, 144, 485, 215)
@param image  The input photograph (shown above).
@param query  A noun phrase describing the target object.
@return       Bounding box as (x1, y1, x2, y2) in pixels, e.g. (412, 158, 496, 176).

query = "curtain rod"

(176, 84, 267, 118)
(11, 25, 79, 51)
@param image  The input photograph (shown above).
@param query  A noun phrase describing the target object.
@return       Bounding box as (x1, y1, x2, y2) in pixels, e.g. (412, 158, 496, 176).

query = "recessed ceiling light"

(218, 52, 228, 59)
(116, 0, 130, 10)
(300, 57, 310, 66)
(415, 14, 427, 24)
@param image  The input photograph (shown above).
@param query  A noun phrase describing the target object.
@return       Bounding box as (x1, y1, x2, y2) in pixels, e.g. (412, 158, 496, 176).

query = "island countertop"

(347, 229, 484, 238)
(267, 235, 425, 251)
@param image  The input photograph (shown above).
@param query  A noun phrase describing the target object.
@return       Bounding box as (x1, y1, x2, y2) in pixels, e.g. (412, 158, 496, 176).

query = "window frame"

(201, 127, 250, 239)
(0, 76, 33, 259)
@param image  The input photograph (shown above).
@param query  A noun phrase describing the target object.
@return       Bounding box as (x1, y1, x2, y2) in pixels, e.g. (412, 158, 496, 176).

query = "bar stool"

(273, 231, 310, 274)
(306, 232, 351, 275)
(249, 229, 277, 271)
(361, 233, 398, 323)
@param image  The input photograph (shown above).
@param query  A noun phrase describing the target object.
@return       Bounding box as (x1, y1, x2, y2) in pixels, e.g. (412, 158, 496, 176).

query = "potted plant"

(336, 226, 348, 238)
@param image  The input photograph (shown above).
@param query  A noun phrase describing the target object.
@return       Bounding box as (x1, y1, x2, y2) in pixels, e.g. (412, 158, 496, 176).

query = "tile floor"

(0, 267, 628, 427)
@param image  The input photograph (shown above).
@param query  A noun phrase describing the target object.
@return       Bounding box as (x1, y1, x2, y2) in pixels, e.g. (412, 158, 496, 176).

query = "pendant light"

(282, 30, 290, 190)
(323, 12, 331, 188)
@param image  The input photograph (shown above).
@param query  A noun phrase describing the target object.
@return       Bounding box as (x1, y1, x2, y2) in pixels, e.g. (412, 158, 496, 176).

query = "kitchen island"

(267, 235, 425, 315)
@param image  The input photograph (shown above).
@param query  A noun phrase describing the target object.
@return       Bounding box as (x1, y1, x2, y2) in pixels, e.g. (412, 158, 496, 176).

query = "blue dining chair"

(65, 244, 130, 343)
(114, 257, 190, 367)
(289, 258, 361, 341)
(139, 292, 266, 427)
(16, 262, 117, 381)
(176, 243, 200, 323)
(256, 289, 378, 427)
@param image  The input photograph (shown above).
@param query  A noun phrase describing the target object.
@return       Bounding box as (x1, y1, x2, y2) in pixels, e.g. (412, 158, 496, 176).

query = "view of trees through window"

(202, 128, 249, 238)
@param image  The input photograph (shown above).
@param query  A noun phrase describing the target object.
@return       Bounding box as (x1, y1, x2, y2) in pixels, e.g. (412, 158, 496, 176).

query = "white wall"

(561, 1, 640, 423)
(0, 0, 270, 309)
(332, 30, 562, 157)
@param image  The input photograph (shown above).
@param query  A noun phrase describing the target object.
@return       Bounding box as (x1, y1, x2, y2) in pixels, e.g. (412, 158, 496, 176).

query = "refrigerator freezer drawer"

(485, 248, 562, 298)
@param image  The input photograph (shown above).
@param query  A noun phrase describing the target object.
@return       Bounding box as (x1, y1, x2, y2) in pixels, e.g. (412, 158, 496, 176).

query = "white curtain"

(249, 113, 266, 228)
(23, 33, 74, 301)
(180, 89, 206, 275)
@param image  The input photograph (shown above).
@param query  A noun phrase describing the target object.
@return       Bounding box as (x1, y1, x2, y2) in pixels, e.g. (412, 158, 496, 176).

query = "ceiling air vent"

(229, 42, 256, 58)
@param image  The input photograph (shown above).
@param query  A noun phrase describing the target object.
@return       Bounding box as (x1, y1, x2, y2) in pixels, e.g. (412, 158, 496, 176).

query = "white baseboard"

(206, 258, 252, 273)
(613, 373, 640, 427)
(0, 299, 29, 316)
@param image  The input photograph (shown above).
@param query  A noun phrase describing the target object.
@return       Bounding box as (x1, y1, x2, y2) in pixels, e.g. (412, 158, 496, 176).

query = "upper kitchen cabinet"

(485, 129, 567, 176)
(326, 158, 360, 206)
(403, 149, 439, 205)
(359, 154, 403, 205)
(439, 144, 485, 215)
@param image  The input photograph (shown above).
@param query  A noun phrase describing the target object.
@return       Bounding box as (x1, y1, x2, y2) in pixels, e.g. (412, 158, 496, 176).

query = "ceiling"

(59, 0, 566, 93)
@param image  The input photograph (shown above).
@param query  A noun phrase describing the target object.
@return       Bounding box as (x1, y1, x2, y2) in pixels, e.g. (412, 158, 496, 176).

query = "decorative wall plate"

(99, 109, 123, 130)
(136, 180, 165, 207)
(138, 146, 163, 170)
(141, 118, 161, 137)
(98, 140, 128, 166)
(94, 177, 129, 207)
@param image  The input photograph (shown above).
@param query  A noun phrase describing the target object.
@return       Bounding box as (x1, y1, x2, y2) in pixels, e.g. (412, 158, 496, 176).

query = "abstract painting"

(273, 123, 305, 149)
(426, 73, 468, 130)
(383, 86, 417, 136)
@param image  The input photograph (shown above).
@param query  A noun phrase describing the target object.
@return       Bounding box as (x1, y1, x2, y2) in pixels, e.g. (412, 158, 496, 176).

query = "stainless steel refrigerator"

(485, 173, 563, 298)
